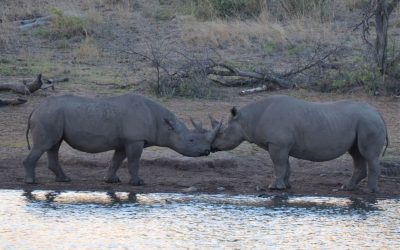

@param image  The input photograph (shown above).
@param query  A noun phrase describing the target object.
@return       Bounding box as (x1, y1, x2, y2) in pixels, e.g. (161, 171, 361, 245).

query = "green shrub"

(49, 8, 88, 38)
(34, 8, 91, 40)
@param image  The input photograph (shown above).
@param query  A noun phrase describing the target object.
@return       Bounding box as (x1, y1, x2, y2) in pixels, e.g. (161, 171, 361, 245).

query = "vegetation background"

(1, 0, 400, 97)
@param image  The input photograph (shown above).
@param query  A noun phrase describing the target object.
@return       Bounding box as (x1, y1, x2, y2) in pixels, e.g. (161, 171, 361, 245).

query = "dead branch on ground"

(0, 74, 69, 95)
(17, 16, 52, 30)
(0, 74, 43, 95)
(0, 97, 27, 107)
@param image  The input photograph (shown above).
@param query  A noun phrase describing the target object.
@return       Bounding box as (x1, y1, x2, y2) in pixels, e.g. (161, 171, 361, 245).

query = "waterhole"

(0, 190, 399, 249)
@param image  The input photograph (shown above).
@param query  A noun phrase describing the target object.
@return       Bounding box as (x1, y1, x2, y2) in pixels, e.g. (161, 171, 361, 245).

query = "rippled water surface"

(0, 190, 399, 249)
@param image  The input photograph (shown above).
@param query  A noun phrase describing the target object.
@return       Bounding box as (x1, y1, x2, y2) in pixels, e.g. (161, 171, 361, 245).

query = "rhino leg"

(47, 142, 71, 182)
(342, 147, 367, 190)
(23, 147, 45, 183)
(268, 145, 290, 190)
(105, 149, 126, 183)
(284, 160, 291, 189)
(126, 141, 144, 186)
(366, 158, 380, 193)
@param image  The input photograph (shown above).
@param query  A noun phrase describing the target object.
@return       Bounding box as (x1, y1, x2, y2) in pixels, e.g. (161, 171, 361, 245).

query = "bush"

(192, 0, 265, 20)
(269, 0, 334, 21)
(34, 8, 91, 40)
(150, 76, 219, 99)
(189, 0, 334, 21)
(49, 8, 88, 38)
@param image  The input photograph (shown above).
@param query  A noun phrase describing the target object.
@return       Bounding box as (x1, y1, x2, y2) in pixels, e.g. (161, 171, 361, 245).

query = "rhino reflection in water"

(23, 93, 221, 185)
(210, 95, 388, 193)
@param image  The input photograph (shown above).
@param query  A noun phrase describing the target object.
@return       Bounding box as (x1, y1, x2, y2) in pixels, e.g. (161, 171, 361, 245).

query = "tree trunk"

(374, 0, 399, 73)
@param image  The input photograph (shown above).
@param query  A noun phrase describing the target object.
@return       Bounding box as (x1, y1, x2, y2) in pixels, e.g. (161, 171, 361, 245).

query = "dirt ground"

(1, 89, 399, 198)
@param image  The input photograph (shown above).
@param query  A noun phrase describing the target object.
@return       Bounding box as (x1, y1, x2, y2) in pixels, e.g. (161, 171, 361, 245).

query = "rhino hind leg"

(23, 147, 46, 183)
(268, 145, 290, 190)
(342, 147, 367, 191)
(365, 158, 380, 193)
(105, 149, 126, 183)
(126, 142, 145, 186)
(47, 142, 70, 182)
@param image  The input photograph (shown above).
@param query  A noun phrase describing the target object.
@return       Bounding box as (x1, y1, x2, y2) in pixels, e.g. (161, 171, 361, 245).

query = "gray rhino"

(210, 95, 388, 193)
(24, 93, 221, 185)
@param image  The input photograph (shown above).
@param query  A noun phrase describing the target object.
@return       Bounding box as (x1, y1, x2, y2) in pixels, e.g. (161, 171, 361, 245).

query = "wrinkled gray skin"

(210, 95, 388, 193)
(24, 93, 220, 185)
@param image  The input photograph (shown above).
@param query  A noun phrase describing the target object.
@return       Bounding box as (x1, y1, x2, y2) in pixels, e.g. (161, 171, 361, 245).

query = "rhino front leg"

(47, 142, 71, 182)
(126, 141, 145, 186)
(284, 160, 291, 189)
(268, 145, 290, 190)
(105, 149, 126, 183)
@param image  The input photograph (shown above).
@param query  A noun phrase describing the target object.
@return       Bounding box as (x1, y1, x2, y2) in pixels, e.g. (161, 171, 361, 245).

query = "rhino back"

(240, 95, 384, 161)
(33, 94, 162, 153)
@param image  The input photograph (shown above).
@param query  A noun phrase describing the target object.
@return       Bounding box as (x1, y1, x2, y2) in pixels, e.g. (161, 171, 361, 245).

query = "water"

(0, 190, 399, 249)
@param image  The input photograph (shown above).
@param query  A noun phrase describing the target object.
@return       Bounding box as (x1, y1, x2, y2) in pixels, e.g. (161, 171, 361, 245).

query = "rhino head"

(209, 107, 245, 152)
(164, 117, 221, 157)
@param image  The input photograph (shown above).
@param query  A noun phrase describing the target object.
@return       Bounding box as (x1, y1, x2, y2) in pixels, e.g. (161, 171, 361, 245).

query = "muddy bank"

(1, 145, 399, 199)
(1, 90, 399, 199)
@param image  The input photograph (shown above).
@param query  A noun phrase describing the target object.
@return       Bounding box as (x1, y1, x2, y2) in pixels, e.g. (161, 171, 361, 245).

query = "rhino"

(23, 93, 221, 185)
(210, 95, 388, 193)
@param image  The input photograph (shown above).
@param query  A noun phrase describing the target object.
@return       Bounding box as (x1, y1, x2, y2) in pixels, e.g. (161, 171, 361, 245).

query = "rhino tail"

(26, 110, 34, 150)
(379, 111, 389, 157)
(382, 129, 389, 157)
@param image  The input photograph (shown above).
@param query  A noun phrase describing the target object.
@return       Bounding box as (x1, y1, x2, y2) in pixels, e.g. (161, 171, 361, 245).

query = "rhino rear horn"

(207, 120, 222, 142)
(190, 117, 203, 131)
(208, 114, 220, 129)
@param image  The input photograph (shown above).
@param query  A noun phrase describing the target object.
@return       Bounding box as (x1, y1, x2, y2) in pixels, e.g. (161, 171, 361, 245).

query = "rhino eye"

(189, 139, 194, 143)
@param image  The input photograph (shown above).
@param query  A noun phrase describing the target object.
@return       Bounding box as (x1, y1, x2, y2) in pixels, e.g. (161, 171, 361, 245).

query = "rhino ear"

(230, 107, 239, 119)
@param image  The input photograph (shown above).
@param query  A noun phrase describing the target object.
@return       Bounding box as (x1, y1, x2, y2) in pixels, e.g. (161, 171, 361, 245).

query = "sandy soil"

(1, 89, 399, 198)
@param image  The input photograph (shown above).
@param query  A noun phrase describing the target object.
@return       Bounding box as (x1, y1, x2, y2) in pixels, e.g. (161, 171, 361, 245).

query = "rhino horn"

(190, 117, 203, 131)
(207, 119, 222, 142)
(208, 114, 220, 129)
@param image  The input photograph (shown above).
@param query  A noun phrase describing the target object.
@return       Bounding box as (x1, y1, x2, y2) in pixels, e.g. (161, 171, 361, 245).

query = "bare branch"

(282, 47, 340, 77)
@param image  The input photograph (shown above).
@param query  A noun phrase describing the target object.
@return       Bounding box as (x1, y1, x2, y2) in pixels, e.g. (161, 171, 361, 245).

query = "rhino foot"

(24, 177, 36, 184)
(365, 186, 379, 194)
(129, 178, 145, 186)
(341, 183, 357, 191)
(105, 176, 121, 183)
(268, 180, 287, 190)
(55, 176, 71, 182)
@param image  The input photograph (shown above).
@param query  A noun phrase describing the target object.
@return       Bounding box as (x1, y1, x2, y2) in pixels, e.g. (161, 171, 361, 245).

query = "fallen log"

(0, 97, 27, 107)
(18, 16, 52, 30)
(0, 74, 43, 95)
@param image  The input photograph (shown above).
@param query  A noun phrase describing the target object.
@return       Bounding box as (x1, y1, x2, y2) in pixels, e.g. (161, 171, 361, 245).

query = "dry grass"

(181, 13, 347, 48)
(73, 38, 100, 62)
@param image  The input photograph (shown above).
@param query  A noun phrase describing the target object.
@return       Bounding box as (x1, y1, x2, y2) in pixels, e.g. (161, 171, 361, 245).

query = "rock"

(217, 187, 225, 191)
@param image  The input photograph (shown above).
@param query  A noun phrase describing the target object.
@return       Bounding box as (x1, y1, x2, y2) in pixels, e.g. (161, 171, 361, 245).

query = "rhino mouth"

(210, 147, 219, 153)
(200, 150, 211, 156)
